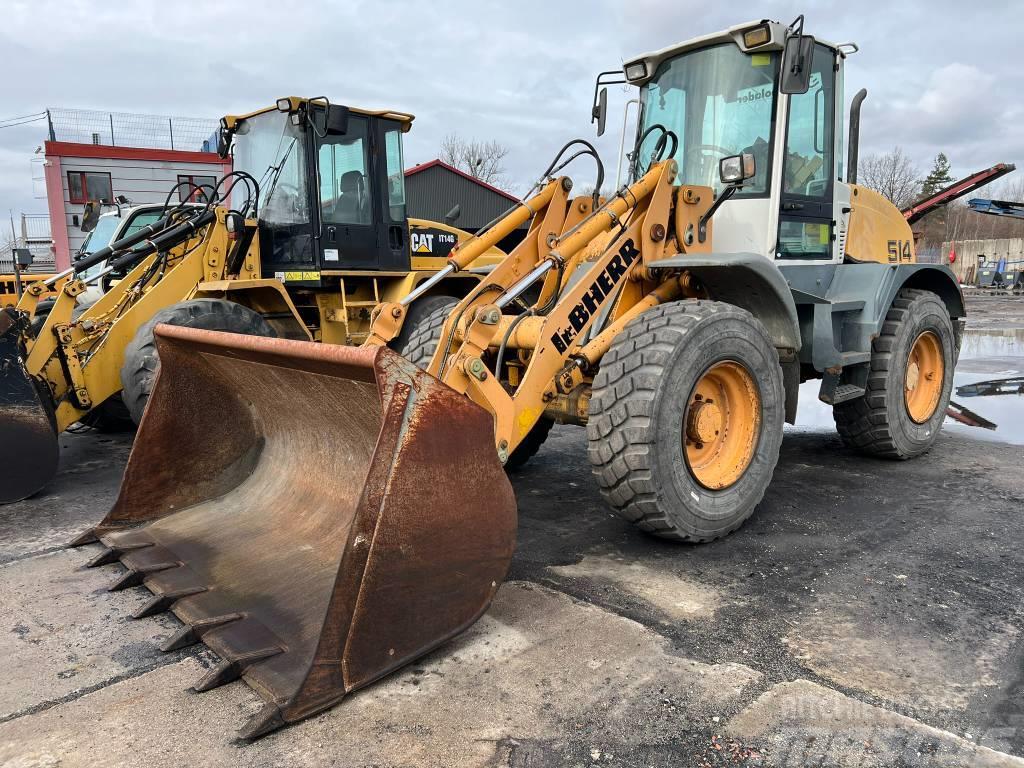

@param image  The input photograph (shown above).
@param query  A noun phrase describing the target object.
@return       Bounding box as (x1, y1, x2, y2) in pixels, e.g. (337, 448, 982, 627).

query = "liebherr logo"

(550, 238, 640, 354)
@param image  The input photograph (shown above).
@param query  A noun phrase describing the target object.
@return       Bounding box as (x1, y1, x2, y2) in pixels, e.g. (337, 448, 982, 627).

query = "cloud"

(1, 0, 1022, 217)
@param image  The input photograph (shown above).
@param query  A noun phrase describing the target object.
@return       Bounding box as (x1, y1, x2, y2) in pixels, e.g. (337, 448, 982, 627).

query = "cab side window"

(782, 44, 834, 198)
(384, 128, 406, 223)
(319, 118, 371, 226)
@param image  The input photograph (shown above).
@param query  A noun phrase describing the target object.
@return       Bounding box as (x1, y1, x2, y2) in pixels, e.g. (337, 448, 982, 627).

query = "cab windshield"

(232, 111, 308, 225)
(79, 215, 119, 256)
(638, 44, 778, 195)
(78, 209, 169, 279)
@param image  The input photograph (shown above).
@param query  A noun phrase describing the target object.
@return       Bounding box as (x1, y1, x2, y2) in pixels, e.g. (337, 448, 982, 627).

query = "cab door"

(776, 43, 837, 261)
(317, 114, 379, 269)
(372, 120, 411, 271)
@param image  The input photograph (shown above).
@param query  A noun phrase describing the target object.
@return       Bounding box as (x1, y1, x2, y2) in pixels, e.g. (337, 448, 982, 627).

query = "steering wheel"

(267, 182, 303, 214)
(683, 144, 735, 185)
(691, 144, 733, 158)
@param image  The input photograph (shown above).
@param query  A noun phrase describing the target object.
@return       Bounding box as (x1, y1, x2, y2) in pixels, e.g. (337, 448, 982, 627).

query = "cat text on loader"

(77, 18, 965, 738)
(0, 97, 502, 503)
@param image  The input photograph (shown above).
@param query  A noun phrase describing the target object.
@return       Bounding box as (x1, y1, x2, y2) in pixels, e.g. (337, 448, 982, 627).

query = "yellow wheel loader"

(0, 97, 504, 503)
(76, 18, 965, 738)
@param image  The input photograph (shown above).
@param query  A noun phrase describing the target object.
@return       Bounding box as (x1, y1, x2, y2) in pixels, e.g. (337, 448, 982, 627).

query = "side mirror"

(325, 104, 349, 135)
(444, 204, 461, 225)
(217, 128, 231, 159)
(13, 248, 33, 268)
(592, 87, 608, 137)
(719, 153, 756, 185)
(81, 201, 101, 232)
(224, 211, 246, 239)
(780, 34, 816, 94)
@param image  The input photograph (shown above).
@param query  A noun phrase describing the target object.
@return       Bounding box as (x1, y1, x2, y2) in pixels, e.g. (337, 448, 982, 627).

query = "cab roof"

(623, 19, 849, 88)
(222, 97, 415, 132)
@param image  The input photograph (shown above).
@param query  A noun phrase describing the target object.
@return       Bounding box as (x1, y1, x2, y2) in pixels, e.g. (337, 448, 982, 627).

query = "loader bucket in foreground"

(72, 324, 517, 739)
(0, 309, 58, 504)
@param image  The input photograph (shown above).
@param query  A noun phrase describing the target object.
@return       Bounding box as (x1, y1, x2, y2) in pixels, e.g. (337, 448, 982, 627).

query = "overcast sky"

(1, 0, 1021, 222)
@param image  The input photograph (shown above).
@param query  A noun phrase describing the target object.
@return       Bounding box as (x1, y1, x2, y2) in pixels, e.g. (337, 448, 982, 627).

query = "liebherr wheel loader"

(75, 18, 965, 738)
(0, 97, 505, 503)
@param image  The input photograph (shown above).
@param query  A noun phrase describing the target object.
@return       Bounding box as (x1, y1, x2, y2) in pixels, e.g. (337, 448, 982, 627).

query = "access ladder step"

(831, 384, 866, 404)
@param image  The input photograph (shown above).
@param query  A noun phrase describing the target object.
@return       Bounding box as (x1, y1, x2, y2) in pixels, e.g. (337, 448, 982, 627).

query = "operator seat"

(332, 170, 368, 224)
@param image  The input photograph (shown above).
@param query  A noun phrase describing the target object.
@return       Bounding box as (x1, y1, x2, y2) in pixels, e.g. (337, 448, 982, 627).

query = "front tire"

(120, 299, 275, 425)
(391, 295, 459, 369)
(834, 288, 955, 459)
(587, 300, 785, 542)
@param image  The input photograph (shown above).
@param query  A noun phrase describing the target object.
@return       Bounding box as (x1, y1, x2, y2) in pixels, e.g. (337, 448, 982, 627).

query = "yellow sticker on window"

(818, 224, 829, 245)
(751, 53, 771, 67)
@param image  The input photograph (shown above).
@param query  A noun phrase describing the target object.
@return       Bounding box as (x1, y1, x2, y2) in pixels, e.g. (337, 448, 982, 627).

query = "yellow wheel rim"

(684, 361, 761, 490)
(905, 330, 944, 423)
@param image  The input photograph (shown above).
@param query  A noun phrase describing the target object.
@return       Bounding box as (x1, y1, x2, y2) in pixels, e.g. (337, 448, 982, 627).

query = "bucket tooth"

(86, 541, 153, 568)
(160, 613, 244, 653)
(192, 648, 282, 693)
(238, 702, 288, 742)
(86, 547, 121, 568)
(132, 587, 207, 619)
(80, 326, 517, 737)
(108, 561, 178, 592)
(69, 528, 99, 547)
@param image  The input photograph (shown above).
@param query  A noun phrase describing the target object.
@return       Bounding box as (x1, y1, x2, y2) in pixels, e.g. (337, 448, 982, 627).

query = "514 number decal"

(887, 240, 912, 262)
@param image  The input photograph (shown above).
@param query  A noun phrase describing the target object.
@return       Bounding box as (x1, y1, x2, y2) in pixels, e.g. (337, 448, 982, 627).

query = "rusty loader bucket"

(0, 308, 58, 504)
(72, 324, 517, 739)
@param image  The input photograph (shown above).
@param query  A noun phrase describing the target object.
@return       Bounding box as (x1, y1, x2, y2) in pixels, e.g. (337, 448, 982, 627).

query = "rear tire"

(505, 416, 554, 471)
(78, 395, 134, 432)
(587, 300, 785, 542)
(834, 288, 955, 459)
(121, 299, 275, 425)
(392, 295, 459, 369)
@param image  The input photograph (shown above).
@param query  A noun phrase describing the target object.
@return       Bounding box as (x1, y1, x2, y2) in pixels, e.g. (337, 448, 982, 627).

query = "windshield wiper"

(262, 137, 298, 209)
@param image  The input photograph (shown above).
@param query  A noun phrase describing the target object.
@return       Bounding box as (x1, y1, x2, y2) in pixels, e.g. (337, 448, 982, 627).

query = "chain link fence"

(47, 108, 219, 153)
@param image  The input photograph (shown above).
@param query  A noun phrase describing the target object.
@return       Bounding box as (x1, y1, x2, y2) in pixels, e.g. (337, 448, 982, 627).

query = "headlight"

(719, 153, 756, 184)
(742, 24, 771, 48)
(276, 98, 292, 112)
(624, 61, 648, 81)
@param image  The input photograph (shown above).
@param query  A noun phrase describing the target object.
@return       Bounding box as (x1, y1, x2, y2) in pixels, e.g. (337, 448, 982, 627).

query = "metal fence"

(1, 214, 55, 274)
(47, 108, 219, 153)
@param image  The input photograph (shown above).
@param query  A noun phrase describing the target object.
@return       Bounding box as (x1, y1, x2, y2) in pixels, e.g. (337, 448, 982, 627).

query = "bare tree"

(440, 134, 510, 188)
(859, 146, 921, 209)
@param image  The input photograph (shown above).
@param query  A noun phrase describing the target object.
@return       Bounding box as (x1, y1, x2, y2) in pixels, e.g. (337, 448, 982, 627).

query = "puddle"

(791, 328, 1024, 445)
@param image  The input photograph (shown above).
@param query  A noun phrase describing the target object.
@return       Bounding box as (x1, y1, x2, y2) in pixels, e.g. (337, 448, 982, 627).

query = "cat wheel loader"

(75, 18, 965, 738)
(0, 97, 505, 503)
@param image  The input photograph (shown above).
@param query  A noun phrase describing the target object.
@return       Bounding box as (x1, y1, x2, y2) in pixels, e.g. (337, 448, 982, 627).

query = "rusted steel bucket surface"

(74, 324, 517, 739)
(0, 309, 58, 504)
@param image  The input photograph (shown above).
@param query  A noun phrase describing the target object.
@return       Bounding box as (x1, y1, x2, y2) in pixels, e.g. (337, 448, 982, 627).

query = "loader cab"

(623, 20, 851, 264)
(222, 98, 414, 281)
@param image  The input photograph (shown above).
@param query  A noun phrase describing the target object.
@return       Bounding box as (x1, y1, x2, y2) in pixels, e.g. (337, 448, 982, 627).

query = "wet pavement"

(0, 294, 1022, 767)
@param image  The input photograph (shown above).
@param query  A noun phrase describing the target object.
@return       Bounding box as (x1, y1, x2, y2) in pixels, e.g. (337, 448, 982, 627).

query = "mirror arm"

(698, 185, 738, 243)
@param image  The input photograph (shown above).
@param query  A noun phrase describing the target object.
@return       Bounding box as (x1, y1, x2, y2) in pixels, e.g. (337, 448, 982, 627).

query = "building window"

(67, 172, 113, 205)
(177, 174, 217, 202)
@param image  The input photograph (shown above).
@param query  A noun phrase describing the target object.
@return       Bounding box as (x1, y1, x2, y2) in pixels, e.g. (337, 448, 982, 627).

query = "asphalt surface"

(0, 295, 1022, 767)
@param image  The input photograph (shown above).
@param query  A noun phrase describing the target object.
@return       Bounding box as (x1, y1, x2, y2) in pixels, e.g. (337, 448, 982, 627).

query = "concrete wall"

(942, 238, 1024, 282)
(44, 141, 230, 270)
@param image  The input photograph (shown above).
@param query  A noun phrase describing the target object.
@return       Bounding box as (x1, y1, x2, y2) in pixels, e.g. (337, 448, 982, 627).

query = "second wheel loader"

(0, 97, 504, 503)
(77, 18, 965, 738)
